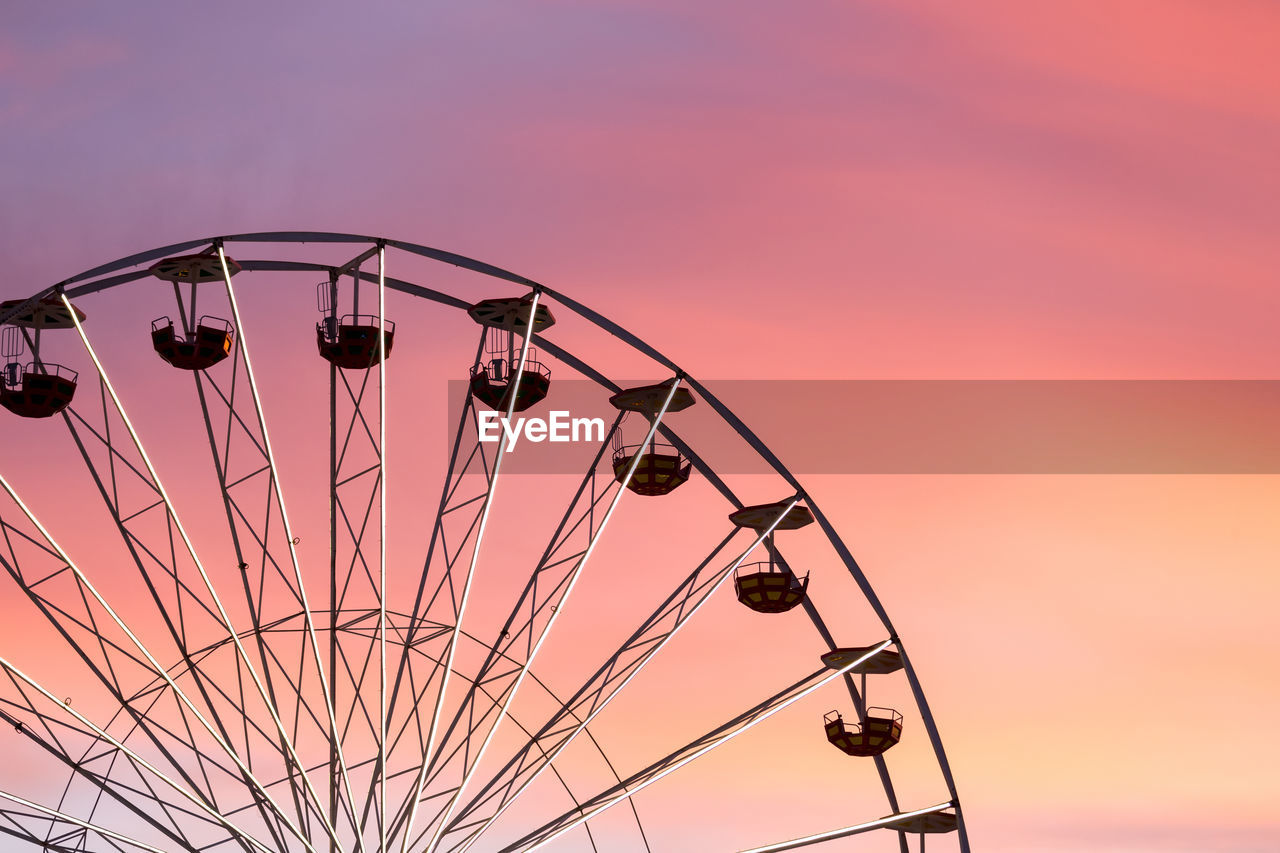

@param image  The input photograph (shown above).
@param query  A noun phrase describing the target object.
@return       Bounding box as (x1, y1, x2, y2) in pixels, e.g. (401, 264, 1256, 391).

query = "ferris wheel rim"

(1, 231, 967, 852)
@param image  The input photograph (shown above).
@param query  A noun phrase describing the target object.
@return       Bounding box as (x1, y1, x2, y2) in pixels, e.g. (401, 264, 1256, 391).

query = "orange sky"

(1, 3, 1278, 851)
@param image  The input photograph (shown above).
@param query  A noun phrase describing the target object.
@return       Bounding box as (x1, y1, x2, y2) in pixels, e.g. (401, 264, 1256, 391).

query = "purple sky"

(2, 2, 1278, 851)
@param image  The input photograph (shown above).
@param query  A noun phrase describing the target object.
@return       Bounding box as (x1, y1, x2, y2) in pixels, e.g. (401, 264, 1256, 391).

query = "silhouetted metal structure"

(0, 233, 966, 853)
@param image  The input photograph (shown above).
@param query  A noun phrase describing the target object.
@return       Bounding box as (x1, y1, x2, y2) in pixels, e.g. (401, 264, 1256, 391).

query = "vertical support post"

(189, 280, 199, 333)
(171, 282, 191, 337)
(21, 328, 39, 370)
(377, 242, 389, 853)
(329, 274, 340, 852)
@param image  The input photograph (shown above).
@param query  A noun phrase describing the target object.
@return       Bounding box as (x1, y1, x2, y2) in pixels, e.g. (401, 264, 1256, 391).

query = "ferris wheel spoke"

(444, 527, 737, 847)
(127, 672, 314, 850)
(118, 664, 314, 838)
(46, 445, 276, 835)
(0, 655, 289, 853)
(379, 637, 473, 842)
(61, 291, 345, 852)
(218, 251, 376, 852)
(399, 663, 626, 853)
(447, 500, 801, 852)
(190, 363, 301, 610)
(365, 336, 488, 831)
(381, 632, 453, 780)
(398, 332, 496, 623)
(0, 474, 299, 852)
(250, 630, 329, 742)
(0, 701, 206, 852)
(374, 240, 389, 853)
(532, 332, 915, 853)
(1, 549, 323, 853)
(512, 642, 891, 852)
(62, 407, 164, 494)
(424, 380, 684, 853)
(0, 234, 968, 852)
(0, 789, 175, 853)
(406, 419, 622, 820)
(189, 357, 337, 844)
(738, 802, 959, 852)
(312, 251, 398, 850)
(0, 813, 100, 853)
(394, 292, 545, 852)
(51, 415, 224, 628)
(0, 516, 155, 682)
(197, 366, 268, 461)
(0, 611, 279, 853)
(63, 382, 351, 848)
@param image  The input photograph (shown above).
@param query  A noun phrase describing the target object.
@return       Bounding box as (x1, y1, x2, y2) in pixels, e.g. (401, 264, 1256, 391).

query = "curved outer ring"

(3, 231, 968, 852)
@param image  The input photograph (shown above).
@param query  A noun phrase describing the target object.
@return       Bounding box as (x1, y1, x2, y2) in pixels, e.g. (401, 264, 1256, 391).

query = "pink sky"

(1, 2, 1278, 851)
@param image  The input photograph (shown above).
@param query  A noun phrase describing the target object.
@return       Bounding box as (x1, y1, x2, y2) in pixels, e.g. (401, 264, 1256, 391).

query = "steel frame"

(0, 233, 968, 853)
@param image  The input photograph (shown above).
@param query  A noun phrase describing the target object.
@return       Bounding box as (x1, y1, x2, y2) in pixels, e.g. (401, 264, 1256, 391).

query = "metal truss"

(0, 234, 968, 853)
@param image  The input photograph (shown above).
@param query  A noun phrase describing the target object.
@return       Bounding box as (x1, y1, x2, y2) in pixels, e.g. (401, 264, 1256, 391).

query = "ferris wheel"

(0, 233, 968, 853)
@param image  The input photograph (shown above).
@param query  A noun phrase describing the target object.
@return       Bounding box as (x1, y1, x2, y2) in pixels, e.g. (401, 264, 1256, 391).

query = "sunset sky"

(1, 3, 1278, 852)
